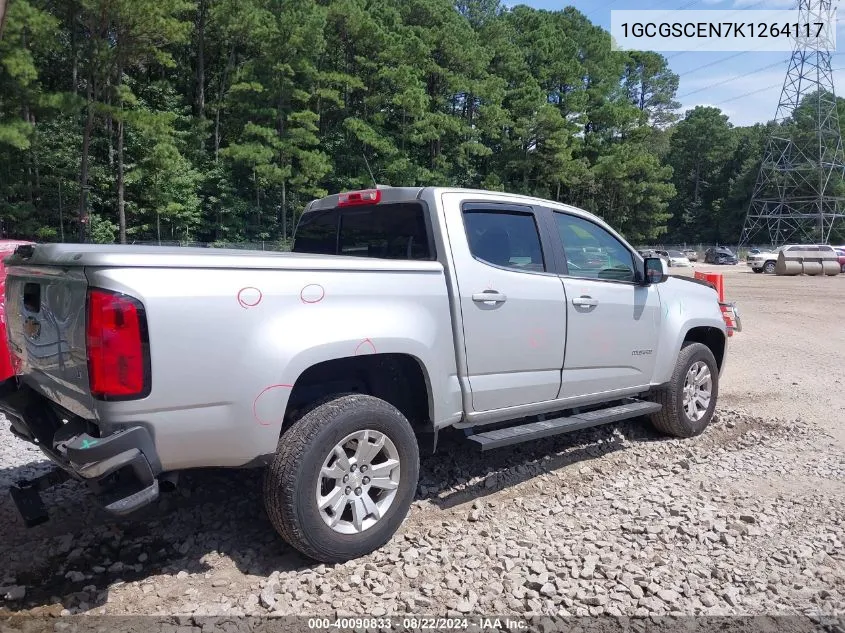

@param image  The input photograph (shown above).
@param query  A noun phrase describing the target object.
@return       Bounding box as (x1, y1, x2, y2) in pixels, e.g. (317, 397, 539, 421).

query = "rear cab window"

(293, 202, 434, 260)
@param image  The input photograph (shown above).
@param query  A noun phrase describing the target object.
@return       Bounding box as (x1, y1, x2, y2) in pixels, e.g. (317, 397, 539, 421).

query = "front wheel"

(764, 261, 776, 274)
(752, 267, 763, 274)
(263, 394, 419, 563)
(648, 342, 719, 438)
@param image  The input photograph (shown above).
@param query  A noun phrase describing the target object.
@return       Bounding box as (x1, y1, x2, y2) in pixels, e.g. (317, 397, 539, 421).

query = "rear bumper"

(719, 301, 742, 336)
(716, 302, 740, 380)
(0, 378, 162, 519)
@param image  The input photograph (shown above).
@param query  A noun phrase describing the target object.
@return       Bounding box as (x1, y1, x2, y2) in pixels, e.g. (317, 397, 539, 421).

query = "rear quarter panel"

(87, 264, 462, 470)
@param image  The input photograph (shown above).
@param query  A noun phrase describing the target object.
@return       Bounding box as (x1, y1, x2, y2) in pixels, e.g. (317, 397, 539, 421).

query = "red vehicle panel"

(0, 240, 35, 381)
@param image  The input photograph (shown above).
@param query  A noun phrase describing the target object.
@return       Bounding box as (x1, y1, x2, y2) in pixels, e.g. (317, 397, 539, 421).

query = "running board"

(466, 400, 662, 451)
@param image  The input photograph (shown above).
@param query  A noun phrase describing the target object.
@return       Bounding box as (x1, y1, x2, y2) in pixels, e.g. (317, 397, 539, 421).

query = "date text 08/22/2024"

(307, 617, 529, 630)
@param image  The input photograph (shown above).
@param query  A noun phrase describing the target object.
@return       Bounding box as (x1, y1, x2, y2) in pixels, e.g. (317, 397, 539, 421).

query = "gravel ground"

(1, 264, 844, 622)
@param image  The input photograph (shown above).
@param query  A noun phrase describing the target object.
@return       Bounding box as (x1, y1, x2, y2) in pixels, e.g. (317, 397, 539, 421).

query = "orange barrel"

(694, 271, 724, 302)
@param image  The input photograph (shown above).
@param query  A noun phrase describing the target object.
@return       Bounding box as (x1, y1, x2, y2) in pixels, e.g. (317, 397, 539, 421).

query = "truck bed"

(2, 243, 459, 474)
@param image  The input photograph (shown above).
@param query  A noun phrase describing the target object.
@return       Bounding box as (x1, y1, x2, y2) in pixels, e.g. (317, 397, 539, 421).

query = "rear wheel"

(263, 394, 419, 563)
(764, 261, 776, 274)
(648, 342, 719, 438)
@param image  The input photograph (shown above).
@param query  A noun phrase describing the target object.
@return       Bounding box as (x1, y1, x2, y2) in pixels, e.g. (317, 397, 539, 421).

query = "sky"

(511, 0, 845, 127)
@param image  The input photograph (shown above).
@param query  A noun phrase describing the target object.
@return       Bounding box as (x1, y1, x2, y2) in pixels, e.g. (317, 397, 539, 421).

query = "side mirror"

(643, 257, 667, 285)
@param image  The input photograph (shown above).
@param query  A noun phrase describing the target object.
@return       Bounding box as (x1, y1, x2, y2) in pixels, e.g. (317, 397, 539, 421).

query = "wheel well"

(683, 326, 725, 370)
(283, 354, 432, 433)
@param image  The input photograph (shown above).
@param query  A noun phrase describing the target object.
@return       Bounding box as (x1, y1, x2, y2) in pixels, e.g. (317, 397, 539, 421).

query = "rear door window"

(462, 209, 546, 272)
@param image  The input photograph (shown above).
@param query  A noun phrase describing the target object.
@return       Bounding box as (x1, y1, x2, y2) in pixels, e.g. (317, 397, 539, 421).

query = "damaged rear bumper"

(0, 378, 162, 525)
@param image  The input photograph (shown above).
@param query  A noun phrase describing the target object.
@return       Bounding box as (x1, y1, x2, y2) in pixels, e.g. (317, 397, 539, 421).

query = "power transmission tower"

(739, 0, 845, 248)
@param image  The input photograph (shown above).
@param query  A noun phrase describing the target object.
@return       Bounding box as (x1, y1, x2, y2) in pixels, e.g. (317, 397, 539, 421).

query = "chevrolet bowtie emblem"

(23, 316, 41, 340)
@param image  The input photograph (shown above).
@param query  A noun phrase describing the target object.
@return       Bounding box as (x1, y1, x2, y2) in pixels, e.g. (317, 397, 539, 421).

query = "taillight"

(720, 302, 737, 337)
(86, 288, 150, 399)
(337, 189, 381, 207)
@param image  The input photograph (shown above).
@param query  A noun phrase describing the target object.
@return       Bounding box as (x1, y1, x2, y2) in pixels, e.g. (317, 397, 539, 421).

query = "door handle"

(472, 290, 507, 304)
(572, 295, 598, 307)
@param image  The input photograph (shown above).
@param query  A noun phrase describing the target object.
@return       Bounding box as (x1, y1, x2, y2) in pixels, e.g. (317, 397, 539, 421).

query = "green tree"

(589, 143, 675, 242)
(667, 106, 735, 240)
(0, 0, 699, 246)
(0, 0, 62, 237)
(623, 51, 681, 128)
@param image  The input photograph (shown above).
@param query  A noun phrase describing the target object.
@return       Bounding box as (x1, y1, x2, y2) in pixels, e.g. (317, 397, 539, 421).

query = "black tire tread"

(261, 392, 357, 547)
(263, 393, 418, 563)
(649, 341, 718, 438)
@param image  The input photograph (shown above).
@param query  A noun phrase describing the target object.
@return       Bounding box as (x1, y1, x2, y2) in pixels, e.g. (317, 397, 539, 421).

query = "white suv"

(746, 248, 780, 274)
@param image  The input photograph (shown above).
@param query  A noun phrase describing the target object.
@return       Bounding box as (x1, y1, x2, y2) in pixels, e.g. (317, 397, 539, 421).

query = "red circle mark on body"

(528, 327, 546, 349)
(253, 384, 293, 426)
(237, 287, 263, 309)
(300, 284, 326, 304)
(354, 338, 377, 355)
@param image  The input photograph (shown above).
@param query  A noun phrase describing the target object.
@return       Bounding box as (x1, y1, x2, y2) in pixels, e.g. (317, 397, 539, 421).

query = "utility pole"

(58, 178, 64, 242)
(739, 0, 845, 248)
(78, 185, 90, 243)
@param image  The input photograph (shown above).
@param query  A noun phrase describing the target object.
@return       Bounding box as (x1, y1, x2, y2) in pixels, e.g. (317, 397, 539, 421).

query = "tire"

(648, 342, 719, 438)
(263, 394, 420, 563)
(752, 267, 763, 274)
(841, 263, 845, 273)
(763, 261, 776, 274)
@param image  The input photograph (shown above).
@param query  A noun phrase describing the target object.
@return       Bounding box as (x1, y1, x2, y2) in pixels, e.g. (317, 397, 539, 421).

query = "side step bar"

(466, 399, 662, 451)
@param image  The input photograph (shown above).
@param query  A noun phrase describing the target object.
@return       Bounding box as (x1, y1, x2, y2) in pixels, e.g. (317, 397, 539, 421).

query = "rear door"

(441, 193, 567, 412)
(545, 209, 661, 398)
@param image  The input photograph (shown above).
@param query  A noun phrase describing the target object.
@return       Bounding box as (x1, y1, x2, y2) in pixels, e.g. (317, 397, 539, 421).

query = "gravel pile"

(1, 409, 844, 620)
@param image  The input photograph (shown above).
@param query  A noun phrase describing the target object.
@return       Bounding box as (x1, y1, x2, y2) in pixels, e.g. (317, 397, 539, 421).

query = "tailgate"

(4, 263, 95, 419)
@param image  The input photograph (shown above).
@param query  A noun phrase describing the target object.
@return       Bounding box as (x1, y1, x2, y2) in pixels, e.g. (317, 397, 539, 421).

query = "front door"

(441, 193, 567, 412)
(550, 210, 661, 398)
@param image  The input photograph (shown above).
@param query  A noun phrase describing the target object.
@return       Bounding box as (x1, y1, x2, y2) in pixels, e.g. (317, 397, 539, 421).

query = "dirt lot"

(691, 264, 845, 449)
(1, 263, 844, 621)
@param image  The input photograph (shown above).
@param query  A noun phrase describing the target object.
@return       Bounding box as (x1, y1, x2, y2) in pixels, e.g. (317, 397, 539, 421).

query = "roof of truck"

(305, 185, 599, 218)
(304, 186, 638, 259)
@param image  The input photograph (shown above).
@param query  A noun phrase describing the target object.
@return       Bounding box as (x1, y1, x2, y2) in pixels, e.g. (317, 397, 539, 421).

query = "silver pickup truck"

(0, 187, 740, 563)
